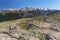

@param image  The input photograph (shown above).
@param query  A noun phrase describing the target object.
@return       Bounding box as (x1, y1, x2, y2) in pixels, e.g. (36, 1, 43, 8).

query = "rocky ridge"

(0, 18, 60, 40)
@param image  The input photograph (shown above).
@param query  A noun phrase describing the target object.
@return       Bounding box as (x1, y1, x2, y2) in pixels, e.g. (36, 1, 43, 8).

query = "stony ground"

(0, 18, 60, 40)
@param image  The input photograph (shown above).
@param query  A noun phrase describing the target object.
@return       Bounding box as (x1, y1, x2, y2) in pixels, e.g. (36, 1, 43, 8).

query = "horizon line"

(0, 7, 60, 10)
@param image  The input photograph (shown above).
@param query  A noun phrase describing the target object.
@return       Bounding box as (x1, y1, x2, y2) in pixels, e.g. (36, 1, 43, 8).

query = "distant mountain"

(0, 7, 60, 22)
(0, 7, 60, 14)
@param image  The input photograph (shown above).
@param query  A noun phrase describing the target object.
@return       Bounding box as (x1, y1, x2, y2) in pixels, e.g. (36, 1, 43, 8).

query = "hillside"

(0, 13, 60, 40)
(0, 8, 60, 40)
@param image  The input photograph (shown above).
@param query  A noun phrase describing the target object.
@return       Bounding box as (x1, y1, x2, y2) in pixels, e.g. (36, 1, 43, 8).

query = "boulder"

(9, 25, 17, 33)
(49, 22, 60, 32)
(0, 33, 17, 40)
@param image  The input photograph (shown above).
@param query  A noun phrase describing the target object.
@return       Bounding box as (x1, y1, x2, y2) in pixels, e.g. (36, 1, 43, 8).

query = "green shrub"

(38, 33, 46, 40)
(17, 20, 32, 29)
(20, 22, 27, 29)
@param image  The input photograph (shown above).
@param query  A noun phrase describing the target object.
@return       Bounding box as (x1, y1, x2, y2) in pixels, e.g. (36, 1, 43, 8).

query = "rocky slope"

(0, 17, 60, 40)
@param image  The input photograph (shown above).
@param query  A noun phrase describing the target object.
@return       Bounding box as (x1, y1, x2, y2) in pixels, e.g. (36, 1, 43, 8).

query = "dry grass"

(0, 18, 32, 28)
(49, 14, 60, 22)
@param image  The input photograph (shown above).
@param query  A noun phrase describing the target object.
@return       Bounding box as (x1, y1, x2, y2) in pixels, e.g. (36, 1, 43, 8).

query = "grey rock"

(49, 22, 60, 32)
(9, 25, 17, 30)
(45, 34, 56, 40)
(0, 27, 9, 33)
(0, 33, 17, 40)
(9, 25, 17, 33)
(26, 22, 33, 30)
(44, 17, 54, 23)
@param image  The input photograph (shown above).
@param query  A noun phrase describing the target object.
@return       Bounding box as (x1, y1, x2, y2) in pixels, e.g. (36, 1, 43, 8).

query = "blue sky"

(0, 0, 60, 9)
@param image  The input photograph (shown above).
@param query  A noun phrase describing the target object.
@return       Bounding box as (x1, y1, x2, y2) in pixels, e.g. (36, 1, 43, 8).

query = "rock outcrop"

(0, 18, 60, 40)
